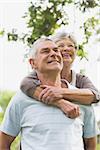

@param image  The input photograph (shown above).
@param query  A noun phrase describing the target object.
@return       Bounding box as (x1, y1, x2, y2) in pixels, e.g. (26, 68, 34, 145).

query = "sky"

(0, 0, 100, 90)
(0, 0, 100, 120)
(0, 1, 30, 90)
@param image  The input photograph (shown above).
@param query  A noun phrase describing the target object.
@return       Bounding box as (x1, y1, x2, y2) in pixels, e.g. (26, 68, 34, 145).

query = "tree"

(3, 0, 100, 59)
(0, 91, 15, 115)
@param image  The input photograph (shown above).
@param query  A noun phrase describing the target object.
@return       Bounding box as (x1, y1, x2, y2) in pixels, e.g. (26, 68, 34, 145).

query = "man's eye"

(54, 48, 59, 52)
(44, 50, 49, 53)
(41, 49, 50, 53)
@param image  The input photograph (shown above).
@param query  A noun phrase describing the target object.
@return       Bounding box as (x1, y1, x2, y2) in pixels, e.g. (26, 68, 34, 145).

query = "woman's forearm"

(62, 88, 95, 104)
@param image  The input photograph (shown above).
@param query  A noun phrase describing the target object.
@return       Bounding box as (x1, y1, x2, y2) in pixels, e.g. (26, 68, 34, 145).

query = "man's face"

(30, 40, 63, 74)
(56, 38, 76, 67)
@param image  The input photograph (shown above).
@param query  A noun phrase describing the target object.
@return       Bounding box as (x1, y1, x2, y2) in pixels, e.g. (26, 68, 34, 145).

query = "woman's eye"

(58, 44, 65, 48)
(68, 45, 75, 48)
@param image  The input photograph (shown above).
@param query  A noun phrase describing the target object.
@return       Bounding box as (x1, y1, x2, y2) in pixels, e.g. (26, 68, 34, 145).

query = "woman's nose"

(64, 46, 71, 51)
(61, 48, 71, 54)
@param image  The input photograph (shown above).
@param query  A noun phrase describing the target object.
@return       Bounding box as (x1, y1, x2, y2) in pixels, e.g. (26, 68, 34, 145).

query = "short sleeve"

(0, 95, 21, 137)
(76, 73, 100, 103)
(82, 105, 97, 138)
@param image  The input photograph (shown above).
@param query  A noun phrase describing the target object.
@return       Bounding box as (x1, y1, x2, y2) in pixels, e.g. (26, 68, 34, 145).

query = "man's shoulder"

(10, 90, 33, 105)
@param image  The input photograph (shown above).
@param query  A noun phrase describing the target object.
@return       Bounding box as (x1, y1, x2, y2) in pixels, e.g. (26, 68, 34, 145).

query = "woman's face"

(56, 37, 76, 67)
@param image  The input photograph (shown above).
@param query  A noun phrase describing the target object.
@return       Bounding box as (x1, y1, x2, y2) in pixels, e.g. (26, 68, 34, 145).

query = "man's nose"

(50, 49, 58, 56)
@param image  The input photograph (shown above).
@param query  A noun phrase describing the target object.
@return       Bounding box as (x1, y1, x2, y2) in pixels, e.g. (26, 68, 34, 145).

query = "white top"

(0, 90, 84, 150)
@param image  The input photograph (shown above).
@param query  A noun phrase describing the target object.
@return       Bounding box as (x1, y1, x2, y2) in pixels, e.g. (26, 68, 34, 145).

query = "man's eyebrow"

(41, 47, 58, 50)
(41, 47, 49, 50)
(53, 47, 58, 48)
(52, 47, 59, 50)
(40, 47, 50, 52)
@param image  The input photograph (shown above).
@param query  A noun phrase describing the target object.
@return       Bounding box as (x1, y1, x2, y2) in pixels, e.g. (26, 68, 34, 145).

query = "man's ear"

(29, 58, 37, 69)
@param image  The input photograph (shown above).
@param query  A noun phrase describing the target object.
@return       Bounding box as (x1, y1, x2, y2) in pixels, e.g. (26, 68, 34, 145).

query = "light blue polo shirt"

(0, 90, 84, 150)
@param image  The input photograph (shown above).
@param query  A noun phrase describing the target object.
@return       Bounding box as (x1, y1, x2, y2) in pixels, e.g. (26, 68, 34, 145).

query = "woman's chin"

(63, 59, 72, 65)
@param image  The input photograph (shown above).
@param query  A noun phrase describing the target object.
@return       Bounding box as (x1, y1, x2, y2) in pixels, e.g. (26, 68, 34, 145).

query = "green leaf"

(0, 29, 5, 36)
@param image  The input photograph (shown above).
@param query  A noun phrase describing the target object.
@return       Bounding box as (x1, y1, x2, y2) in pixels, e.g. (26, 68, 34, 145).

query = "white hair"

(29, 36, 53, 58)
(51, 31, 77, 49)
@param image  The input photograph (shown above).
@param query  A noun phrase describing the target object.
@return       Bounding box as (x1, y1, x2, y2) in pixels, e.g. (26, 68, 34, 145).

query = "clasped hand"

(39, 85, 63, 104)
(39, 85, 80, 119)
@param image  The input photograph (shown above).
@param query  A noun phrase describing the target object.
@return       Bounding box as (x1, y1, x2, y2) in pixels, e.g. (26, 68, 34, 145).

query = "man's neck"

(37, 72, 62, 87)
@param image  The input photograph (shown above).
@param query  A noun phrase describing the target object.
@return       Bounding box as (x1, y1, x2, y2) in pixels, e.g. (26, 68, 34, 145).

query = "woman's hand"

(39, 85, 64, 104)
(56, 99, 80, 119)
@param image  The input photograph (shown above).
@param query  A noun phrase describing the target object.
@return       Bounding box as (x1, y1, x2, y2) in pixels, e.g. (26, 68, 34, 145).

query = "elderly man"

(0, 37, 85, 150)
(19, 33, 98, 150)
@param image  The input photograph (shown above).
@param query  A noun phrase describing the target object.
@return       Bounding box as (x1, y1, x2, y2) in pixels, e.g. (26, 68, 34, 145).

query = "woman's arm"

(76, 73, 100, 103)
(60, 88, 95, 104)
(20, 72, 80, 118)
(38, 85, 95, 105)
(20, 71, 40, 98)
(34, 86, 80, 118)
(20, 72, 95, 105)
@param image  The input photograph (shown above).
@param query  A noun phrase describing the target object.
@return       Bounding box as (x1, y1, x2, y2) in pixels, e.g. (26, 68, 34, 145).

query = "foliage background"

(0, 0, 100, 149)
(1, 0, 100, 59)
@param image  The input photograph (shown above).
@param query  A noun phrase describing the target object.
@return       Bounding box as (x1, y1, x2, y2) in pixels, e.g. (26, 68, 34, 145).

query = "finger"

(39, 88, 49, 100)
(66, 107, 80, 119)
(39, 88, 52, 103)
(40, 85, 49, 89)
(74, 106, 80, 116)
(65, 111, 77, 119)
(71, 107, 80, 118)
(67, 111, 78, 119)
(43, 96, 51, 104)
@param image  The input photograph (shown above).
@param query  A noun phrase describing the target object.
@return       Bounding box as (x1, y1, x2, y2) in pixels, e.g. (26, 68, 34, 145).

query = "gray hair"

(29, 36, 53, 58)
(51, 32, 77, 49)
